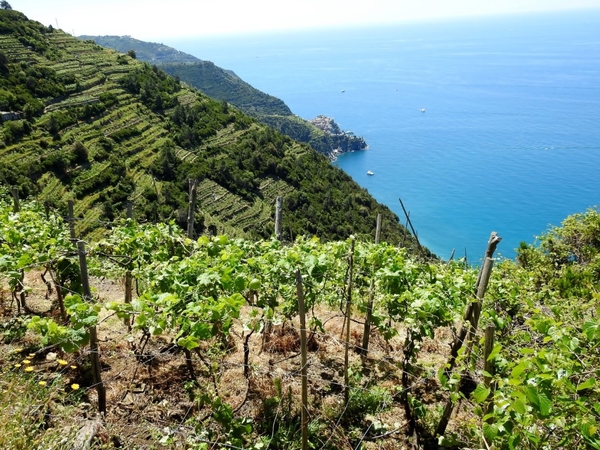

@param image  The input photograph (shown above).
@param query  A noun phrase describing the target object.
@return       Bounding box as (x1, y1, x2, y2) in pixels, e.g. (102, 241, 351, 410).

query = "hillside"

(2, 194, 600, 449)
(0, 9, 417, 249)
(79, 34, 367, 159)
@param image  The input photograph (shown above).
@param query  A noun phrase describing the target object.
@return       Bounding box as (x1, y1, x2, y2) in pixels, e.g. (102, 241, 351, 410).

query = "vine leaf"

(578, 377, 596, 391)
(472, 384, 490, 404)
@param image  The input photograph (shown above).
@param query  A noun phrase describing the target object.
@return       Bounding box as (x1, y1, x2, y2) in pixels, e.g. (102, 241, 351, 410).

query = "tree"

(127, 49, 136, 59)
(0, 1, 12, 10)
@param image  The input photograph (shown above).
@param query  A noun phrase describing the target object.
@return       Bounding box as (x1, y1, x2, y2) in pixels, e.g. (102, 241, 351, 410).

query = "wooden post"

(44, 202, 50, 220)
(471, 257, 494, 332)
(398, 197, 424, 256)
(447, 233, 500, 375)
(447, 248, 456, 264)
(68, 200, 76, 240)
(483, 324, 496, 419)
(476, 232, 502, 290)
(274, 196, 283, 241)
(10, 187, 19, 213)
(437, 262, 496, 436)
(186, 179, 197, 239)
(361, 214, 382, 355)
(77, 241, 107, 415)
(343, 238, 355, 405)
(295, 270, 309, 450)
(184, 183, 198, 381)
(124, 202, 133, 328)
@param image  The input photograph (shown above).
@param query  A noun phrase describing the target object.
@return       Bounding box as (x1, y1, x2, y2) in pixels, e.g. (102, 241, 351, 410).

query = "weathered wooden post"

(483, 324, 496, 419)
(11, 187, 19, 213)
(436, 234, 500, 438)
(186, 178, 198, 239)
(68, 200, 76, 240)
(184, 185, 198, 379)
(77, 241, 107, 415)
(361, 214, 382, 355)
(274, 196, 283, 241)
(295, 269, 309, 450)
(343, 237, 356, 404)
(398, 197, 424, 256)
(124, 202, 133, 328)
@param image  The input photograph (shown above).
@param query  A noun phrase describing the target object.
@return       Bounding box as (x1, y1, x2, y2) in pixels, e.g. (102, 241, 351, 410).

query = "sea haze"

(167, 10, 600, 261)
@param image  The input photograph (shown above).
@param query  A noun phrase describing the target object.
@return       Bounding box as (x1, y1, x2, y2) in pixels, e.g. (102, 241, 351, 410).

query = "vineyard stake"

(361, 213, 382, 355)
(184, 180, 198, 380)
(343, 237, 356, 405)
(475, 232, 501, 290)
(11, 187, 19, 213)
(295, 269, 309, 450)
(483, 324, 496, 420)
(447, 232, 501, 376)
(437, 255, 496, 437)
(398, 197, 424, 256)
(77, 241, 107, 415)
(275, 196, 283, 241)
(124, 202, 133, 329)
(68, 200, 76, 240)
(186, 178, 198, 239)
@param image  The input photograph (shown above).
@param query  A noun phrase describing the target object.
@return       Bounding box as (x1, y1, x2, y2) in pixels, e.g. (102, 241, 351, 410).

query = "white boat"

(420, 108, 426, 113)
(367, 170, 374, 176)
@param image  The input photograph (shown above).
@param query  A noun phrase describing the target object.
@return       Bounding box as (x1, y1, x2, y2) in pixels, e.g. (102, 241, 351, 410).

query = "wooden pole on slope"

(398, 197, 424, 256)
(483, 323, 496, 420)
(77, 241, 107, 415)
(68, 200, 76, 240)
(124, 202, 133, 329)
(184, 184, 198, 379)
(343, 238, 356, 405)
(361, 214, 382, 355)
(186, 179, 198, 239)
(10, 187, 19, 213)
(275, 196, 283, 241)
(295, 270, 309, 450)
(437, 243, 498, 438)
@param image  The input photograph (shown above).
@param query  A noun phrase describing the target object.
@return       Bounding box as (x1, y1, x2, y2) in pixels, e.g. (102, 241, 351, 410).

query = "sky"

(11, 0, 600, 41)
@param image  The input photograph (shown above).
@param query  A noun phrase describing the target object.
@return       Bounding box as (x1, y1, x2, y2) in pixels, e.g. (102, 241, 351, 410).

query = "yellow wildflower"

(38, 381, 47, 387)
(57, 359, 68, 366)
(24, 366, 34, 372)
(71, 384, 80, 390)
(70, 365, 77, 370)
(14, 363, 21, 368)
(23, 359, 31, 365)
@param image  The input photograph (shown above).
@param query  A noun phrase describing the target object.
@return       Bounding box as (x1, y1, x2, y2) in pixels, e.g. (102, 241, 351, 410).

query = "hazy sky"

(13, 0, 600, 40)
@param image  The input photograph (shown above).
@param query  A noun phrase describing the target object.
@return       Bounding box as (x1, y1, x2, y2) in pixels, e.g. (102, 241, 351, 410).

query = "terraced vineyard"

(0, 8, 418, 248)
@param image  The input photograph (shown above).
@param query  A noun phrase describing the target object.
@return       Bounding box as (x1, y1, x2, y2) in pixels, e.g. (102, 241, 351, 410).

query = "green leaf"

(487, 343, 502, 361)
(483, 423, 499, 442)
(578, 377, 596, 391)
(472, 384, 491, 404)
(511, 361, 528, 379)
(177, 335, 200, 350)
(512, 397, 527, 414)
(538, 392, 552, 417)
(525, 386, 540, 406)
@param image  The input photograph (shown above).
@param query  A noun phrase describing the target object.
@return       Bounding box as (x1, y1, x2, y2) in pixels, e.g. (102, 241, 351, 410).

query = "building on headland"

(0, 111, 23, 122)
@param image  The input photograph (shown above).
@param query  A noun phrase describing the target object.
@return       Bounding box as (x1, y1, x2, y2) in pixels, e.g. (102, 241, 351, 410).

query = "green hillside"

(80, 34, 367, 159)
(0, 9, 418, 250)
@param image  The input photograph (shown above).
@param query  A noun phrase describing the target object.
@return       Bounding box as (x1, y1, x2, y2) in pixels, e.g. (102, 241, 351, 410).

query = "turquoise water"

(167, 10, 600, 260)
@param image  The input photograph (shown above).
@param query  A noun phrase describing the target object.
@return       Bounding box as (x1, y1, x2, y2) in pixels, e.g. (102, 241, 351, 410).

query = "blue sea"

(167, 10, 600, 261)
